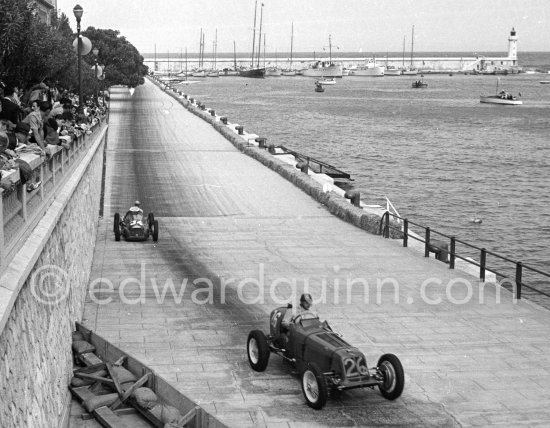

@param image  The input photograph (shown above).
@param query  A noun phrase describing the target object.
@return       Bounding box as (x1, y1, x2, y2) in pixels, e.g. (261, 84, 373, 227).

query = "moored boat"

(302, 61, 343, 77)
(239, 67, 266, 78)
(349, 58, 384, 76)
(316, 77, 336, 85)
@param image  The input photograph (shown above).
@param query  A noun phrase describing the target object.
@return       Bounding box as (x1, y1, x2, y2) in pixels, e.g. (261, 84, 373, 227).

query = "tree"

(82, 27, 148, 89)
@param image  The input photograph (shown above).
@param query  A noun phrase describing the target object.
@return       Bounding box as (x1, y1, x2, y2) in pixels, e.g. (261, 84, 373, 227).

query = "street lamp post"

(73, 4, 84, 112)
(92, 47, 99, 103)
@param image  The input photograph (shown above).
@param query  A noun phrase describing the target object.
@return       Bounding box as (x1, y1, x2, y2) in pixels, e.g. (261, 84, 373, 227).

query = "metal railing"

(1, 119, 106, 271)
(380, 211, 550, 300)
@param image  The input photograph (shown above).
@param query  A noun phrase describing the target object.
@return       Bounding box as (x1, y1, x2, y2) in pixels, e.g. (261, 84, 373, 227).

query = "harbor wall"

(151, 77, 402, 239)
(0, 126, 107, 428)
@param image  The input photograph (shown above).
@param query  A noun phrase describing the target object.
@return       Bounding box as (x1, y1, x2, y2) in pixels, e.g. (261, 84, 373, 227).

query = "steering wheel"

(292, 312, 318, 324)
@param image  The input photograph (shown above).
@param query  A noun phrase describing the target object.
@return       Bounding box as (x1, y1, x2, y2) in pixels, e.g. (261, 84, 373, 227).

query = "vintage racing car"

(247, 305, 404, 409)
(114, 203, 159, 242)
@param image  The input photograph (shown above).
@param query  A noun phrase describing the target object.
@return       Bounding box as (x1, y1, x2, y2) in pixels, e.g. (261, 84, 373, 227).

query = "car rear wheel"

(152, 220, 159, 242)
(301, 363, 328, 410)
(114, 213, 121, 241)
(377, 353, 404, 400)
(247, 330, 270, 372)
(148, 212, 155, 227)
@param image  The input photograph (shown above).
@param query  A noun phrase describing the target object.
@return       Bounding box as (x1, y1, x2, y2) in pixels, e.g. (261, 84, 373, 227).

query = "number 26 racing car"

(113, 202, 159, 242)
(247, 305, 404, 409)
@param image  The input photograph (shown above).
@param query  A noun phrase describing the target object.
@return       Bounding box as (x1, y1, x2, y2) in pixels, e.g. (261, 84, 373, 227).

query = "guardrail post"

(449, 237, 456, 269)
(424, 227, 430, 257)
(403, 219, 408, 247)
(384, 211, 390, 238)
(480, 248, 486, 282)
(515, 262, 522, 300)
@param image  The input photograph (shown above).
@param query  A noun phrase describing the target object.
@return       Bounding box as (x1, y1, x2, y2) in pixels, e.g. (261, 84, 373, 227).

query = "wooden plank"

(94, 406, 134, 428)
(110, 373, 150, 411)
(74, 373, 114, 385)
(106, 363, 124, 396)
(79, 352, 103, 366)
(74, 362, 106, 374)
(70, 386, 96, 403)
(177, 406, 198, 427)
(114, 356, 127, 366)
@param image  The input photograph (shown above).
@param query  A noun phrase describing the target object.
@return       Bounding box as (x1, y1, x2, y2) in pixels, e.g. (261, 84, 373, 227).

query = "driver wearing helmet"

(125, 200, 144, 223)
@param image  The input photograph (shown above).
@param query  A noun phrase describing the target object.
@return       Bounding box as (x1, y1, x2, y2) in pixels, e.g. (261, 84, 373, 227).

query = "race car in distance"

(113, 201, 158, 242)
(247, 304, 404, 409)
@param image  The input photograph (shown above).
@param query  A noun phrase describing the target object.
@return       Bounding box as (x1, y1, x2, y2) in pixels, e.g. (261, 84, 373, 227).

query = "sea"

(173, 51, 550, 305)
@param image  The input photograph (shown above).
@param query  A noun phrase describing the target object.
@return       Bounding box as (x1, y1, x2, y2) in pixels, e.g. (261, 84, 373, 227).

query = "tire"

(114, 213, 121, 241)
(377, 354, 405, 400)
(247, 330, 270, 372)
(148, 212, 154, 227)
(152, 220, 159, 242)
(301, 363, 328, 410)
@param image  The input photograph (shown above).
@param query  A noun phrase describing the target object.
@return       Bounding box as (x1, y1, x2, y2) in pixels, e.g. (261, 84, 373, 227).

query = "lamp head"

(73, 4, 83, 21)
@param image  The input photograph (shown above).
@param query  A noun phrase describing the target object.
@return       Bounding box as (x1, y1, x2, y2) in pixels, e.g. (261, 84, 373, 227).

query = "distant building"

(33, 0, 57, 26)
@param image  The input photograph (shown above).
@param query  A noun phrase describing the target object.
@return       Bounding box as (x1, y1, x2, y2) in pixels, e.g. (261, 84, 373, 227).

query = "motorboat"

(316, 78, 336, 85)
(480, 93, 522, 105)
(412, 76, 428, 88)
(303, 61, 343, 77)
(314, 82, 325, 92)
(349, 59, 384, 76)
(384, 66, 402, 76)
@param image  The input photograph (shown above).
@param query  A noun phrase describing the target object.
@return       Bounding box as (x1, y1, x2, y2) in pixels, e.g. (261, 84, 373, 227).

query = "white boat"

(265, 67, 282, 76)
(384, 66, 402, 76)
(540, 81, 550, 84)
(192, 70, 207, 77)
(281, 23, 296, 77)
(302, 61, 343, 77)
(207, 70, 220, 77)
(480, 94, 522, 105)
(480, 79, 522, 105)
(282, 70, 296, 76)
(302, 35, 343, 78)
(349, 59, 384, 76)
(316, 78, 336, 85)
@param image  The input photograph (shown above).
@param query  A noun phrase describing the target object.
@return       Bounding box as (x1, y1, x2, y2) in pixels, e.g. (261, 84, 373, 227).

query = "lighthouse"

(508, 28, 518, 65)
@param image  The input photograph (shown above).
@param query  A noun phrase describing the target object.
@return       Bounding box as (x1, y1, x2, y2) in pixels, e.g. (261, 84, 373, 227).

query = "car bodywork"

(113, 208, 159, 242)
(247, 305, 404, 409)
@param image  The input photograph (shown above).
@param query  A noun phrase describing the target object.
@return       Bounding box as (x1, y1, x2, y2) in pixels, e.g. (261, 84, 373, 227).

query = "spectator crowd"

(0, 80, 108, 192)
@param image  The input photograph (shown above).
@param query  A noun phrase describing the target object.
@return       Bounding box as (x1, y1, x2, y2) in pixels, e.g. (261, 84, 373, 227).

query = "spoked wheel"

(113, 213, 121, 241)
(152, 220, 159, 242)
(148, 212, 155, 227)
(301, 363, 328, 410)
(247, 330, 270, 372)
(377, 353, 404, 400)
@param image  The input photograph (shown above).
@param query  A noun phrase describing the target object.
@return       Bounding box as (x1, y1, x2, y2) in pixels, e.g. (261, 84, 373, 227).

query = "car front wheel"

(301, 363, 328, 410)
(247, 330, 270, 372)
(152, 220, 159, 242)
(114, 213, 121, 241)
(377, 353, 404, 400)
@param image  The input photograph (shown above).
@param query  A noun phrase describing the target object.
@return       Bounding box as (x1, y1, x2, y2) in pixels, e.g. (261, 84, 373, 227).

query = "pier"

(79, 80, 550, 427)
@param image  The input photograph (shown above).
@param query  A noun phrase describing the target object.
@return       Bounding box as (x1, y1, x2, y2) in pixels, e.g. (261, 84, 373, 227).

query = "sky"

(56, 0, 550, 55)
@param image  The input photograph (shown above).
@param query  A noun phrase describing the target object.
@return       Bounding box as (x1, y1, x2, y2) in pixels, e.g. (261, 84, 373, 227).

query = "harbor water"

(174, 68, 550, 300)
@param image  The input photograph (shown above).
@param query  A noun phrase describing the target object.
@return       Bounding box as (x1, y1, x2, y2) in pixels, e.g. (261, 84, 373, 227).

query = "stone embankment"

(0, 122, 107, 427)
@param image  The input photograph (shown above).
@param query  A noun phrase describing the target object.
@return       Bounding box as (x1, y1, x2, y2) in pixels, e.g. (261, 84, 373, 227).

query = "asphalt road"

(83, 81, 550, 428)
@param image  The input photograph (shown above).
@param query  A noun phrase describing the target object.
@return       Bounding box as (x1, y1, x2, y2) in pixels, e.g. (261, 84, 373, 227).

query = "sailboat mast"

(289, 22, 294, 69)
(410, 25, 414, 67)
(167, 49, 170, 74)
(154, 43, 157, 72)
(329, 34, 332, 63)
(250, 0, 257, 67)
(257, 3, 264, 68)
(214, 29, 217, 70)
(263, 34, 266, 68)
(234, 41, 237, 70)
(185, 47, 188, 80)
(198, 28, 202, 68)
(402, 36, 405, 69)
(201, 32, 205, 68)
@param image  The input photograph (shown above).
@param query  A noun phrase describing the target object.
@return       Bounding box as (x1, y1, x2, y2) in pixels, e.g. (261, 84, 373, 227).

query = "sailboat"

(302, 34, 343, 77)
(480, 78, 522, 105)
(239, 0, 265, 78)
(192, 29, 207, 77)
(282, 23, 296, 76)
(207, 29, 220, 77)
(402, 25, 418, 75)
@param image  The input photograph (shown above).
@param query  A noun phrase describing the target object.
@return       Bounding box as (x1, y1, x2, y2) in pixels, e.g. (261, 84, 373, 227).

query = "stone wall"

(0, 127, 107, 428)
